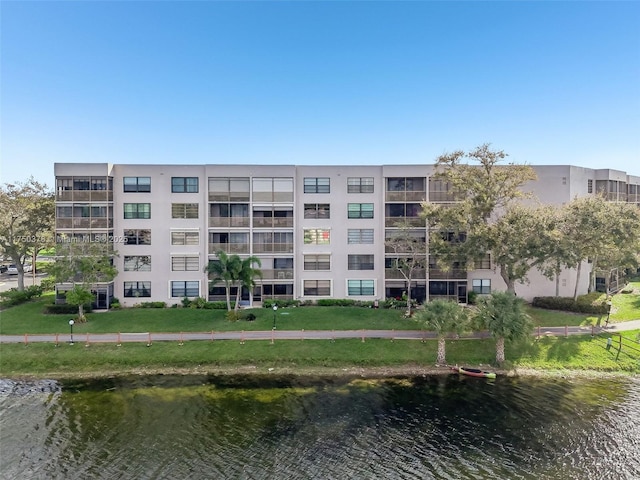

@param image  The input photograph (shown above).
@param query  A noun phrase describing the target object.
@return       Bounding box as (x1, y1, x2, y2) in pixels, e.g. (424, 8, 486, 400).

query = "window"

(472, 279, 491, 294)
(172, 203, 199, 219)
(252, 177, 294, 202)
(274, 258, 293, 269)
(304, 229, 330, 245)
(474, 254, 491, 270)
(172, 177, 199, 193)
(304, 203, 330, 219)
(348, 229, 374, 244)
(124, 203, 150, 219)
(171, 281, 199, 297)
(208, 177, 250, 201)
(124, 281, 151, 298)
(73, 178, 90, 190)
(348, 203, 374, 219)
(124, 256, 151, 272)
(124, 229, 151, 245)
(123, 177, 151, 192)
(348, 255, 374, 270)
(304, 280, 331, 296)
(348, 280, 375, 296)
(588, 179, 593, 194)
(347, 177, 374, 193)
(304, 254, 330, 271)
(304, 177, 330, 194)
(171, 231, 200, 245)
(171, 256, 200, 271)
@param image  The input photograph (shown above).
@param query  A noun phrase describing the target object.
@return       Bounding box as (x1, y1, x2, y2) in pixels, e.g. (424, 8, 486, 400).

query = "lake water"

(1, 374, 639, 479)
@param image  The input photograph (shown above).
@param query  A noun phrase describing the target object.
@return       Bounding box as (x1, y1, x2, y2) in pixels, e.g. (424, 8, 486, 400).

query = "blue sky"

(1, 1, 639, 186)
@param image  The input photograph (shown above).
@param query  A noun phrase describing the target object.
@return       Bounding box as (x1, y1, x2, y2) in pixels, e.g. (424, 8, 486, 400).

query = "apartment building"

(54, 163, 640, 308)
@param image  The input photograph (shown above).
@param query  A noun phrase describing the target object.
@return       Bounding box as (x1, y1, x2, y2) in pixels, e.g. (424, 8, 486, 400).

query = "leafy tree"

(489, 203, 561, 293)
(473, 291, 533, 364)
(48, 238, 118, 321)
(415, 299, 468, 365)
(0, 177, 55, 291)
(384, 220, 427, 314)
(65, 285, 95, 321)
(234, 255, 262, 312)
(422, 144, 539, 295)
(206, 251, 262, 312)
(559, 194, 640, 298)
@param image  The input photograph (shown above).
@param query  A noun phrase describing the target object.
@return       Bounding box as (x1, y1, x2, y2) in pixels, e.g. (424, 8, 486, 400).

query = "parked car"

(0, 265, 7, 273)
(6, 264, 32, 275)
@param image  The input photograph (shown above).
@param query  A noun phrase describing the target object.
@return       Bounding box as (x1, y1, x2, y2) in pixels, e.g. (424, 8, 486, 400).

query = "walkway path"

(2, 321, 639, 345)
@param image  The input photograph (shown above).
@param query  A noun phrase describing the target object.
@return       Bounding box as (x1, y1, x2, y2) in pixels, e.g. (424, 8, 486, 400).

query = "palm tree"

(415, 299, 468, 365)
(205, 251, 242, 311)
(233, 256, 262, 312)
(473, 292, 533, 364)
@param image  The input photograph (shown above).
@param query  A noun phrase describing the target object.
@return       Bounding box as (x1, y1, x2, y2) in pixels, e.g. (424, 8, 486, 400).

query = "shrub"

(189, 297, 208, 309)
(263, 299, 300, 308)
(202, 301, 227, 310)
(532, 293, 607, 314)
(225, 311, 240, 322)
(44, 304, 93, 314)
(181, 297, 192, 308)
(244, 312, 256, 321)
(137, 301, 167, 308)
(0, 285, 44, 308)
(467, 290, 478, 305)
(40, 277, 56, 292)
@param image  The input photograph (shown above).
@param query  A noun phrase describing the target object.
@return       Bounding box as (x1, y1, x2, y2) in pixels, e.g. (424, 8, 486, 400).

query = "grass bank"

(1, 331, 638, 379)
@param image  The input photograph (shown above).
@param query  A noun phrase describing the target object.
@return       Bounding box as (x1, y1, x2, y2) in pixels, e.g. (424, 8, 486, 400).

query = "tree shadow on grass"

(543, 337, 580, 363)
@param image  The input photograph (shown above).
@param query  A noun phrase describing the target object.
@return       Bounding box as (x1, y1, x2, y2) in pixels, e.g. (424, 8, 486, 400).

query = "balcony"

(385, 268, 427, 280)
(209, 243, 250, 254)
(208, 217, 250, 228)
(385, 191, 426, 202)
(428, 269, 468, 280)
(261, 269, 294, 280)
(253, 243, 294, 254)
(385, 217, 425, 228)
(253, 217, 294, 228)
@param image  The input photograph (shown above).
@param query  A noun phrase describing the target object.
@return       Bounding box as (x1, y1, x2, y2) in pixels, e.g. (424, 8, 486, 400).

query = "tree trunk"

(499, 265, 516, 294)
(78, 304, 85, 322)
(437, 337, 446, 366)
(225, 285, 232, 311)
(234, 283, 242, 313)
(496, 336, 505, 364)
(573, 261, 582, 301)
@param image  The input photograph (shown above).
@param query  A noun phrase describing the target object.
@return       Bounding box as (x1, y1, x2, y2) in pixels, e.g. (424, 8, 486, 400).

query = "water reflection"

(1, 375, 639, 479)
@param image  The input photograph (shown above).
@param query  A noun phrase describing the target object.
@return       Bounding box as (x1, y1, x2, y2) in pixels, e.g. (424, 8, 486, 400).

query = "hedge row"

(532, 292, 608, 314)
(43, 304, 93, 315)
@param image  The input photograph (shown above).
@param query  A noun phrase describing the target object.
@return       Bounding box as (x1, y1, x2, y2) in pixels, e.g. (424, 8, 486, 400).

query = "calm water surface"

(1, 374, 639, 479)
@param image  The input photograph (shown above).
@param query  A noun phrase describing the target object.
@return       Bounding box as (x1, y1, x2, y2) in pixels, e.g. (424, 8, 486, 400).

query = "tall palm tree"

(473, 291, 533, 364)
(415, 299, 468, 365)
(233, 256, 262, 312)
(205, 251, 242, 311)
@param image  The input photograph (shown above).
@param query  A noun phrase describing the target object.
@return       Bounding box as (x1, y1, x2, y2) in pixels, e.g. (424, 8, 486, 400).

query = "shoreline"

(2, 363, 638, 384)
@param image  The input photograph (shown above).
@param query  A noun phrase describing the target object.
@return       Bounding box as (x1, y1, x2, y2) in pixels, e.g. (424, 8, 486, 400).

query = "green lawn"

(0, 293, 416, 335)
(1, 333, 638, 378)
(2, 286, 638, 335)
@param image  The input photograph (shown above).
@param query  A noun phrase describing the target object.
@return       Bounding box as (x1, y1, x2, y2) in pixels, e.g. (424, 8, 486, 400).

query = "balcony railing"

(252, 218, 294, 228)
(385, 217, 425, 228)
(385, 191, 426, 202)
(385, 268, 427, 279)
(209, 243, 250, 254)
(208, 217, 250, 228)
(428, 269, 468, 280)
(261, 269, 294, 280)
(253, 243, 294, 254)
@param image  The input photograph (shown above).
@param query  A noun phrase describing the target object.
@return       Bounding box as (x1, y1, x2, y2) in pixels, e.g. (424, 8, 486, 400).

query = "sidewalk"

(1, 320, 639, 345)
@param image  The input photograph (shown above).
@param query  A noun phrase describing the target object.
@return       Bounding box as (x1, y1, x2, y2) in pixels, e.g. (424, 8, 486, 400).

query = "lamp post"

(272, 304, 278, 330)
(68, 319, 75, 345)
